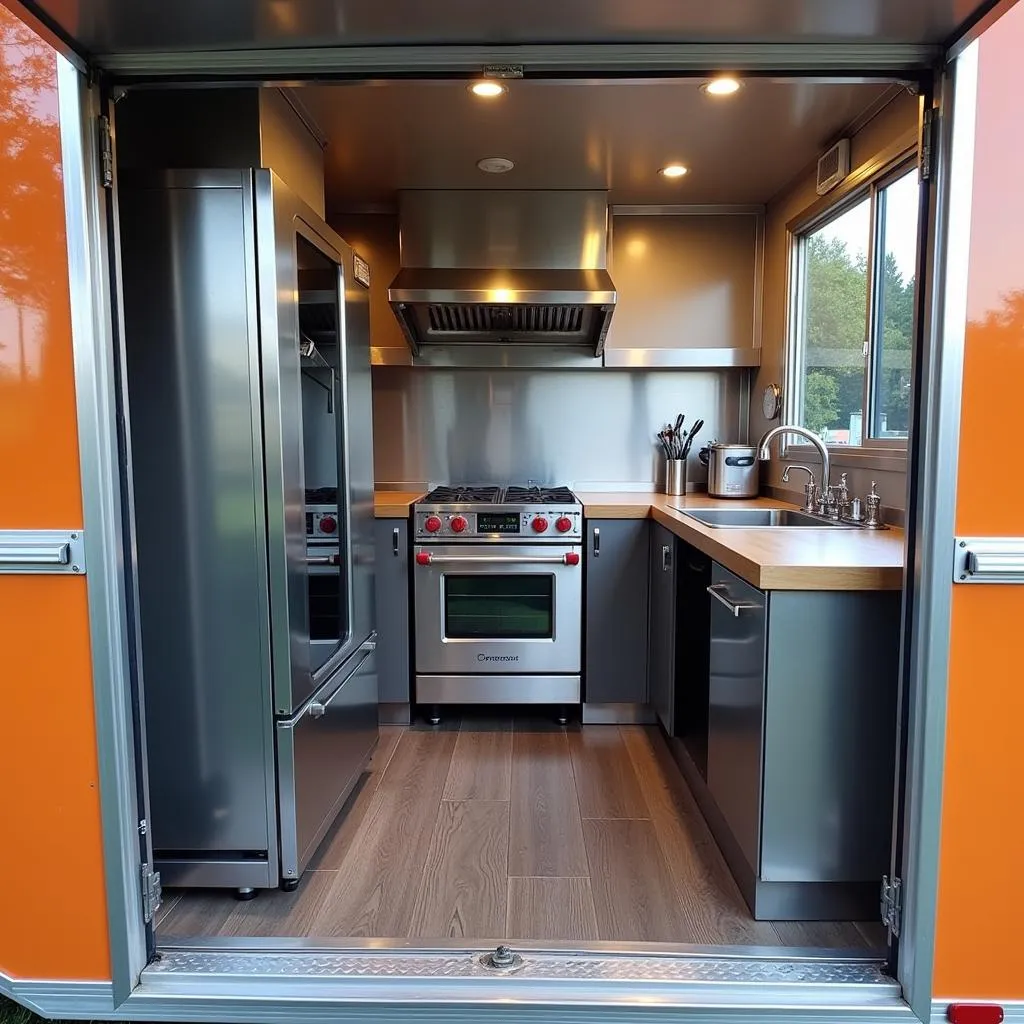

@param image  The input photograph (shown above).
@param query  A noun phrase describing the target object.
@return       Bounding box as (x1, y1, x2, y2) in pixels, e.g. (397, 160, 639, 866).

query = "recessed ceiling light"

(469, 81, 508, 98)
(702, 77, 742, 97)
(477, 156, 515, 174)
(659, 164, 689, 179)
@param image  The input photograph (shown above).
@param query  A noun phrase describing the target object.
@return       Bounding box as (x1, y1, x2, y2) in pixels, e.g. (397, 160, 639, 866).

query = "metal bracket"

(98, 115, 113, 189)
(953, 537, 1024, 583)
(880, 874, 902, 937)
(141, 863, 163, 924)
(920, 107, 935, 182)
(0, 530, 86, 575)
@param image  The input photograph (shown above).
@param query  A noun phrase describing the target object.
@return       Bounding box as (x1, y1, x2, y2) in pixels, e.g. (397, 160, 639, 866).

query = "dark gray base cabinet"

(584, 519, 649, 705)
(374, 518, 410, 705)
(679, 562, 901, 921)
(648, 523, 677, 733)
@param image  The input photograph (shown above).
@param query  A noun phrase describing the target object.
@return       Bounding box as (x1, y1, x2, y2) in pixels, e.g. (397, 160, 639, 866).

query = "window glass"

(798, 197, 871, 445)
(444, 575, 554, 639)
(871, 170, 919, 438)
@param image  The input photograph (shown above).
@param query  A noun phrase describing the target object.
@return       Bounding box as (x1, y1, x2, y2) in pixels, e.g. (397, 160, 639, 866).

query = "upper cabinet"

(605, 210, 763, 368)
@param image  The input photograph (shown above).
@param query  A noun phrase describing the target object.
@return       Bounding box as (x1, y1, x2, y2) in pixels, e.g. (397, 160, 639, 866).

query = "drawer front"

(277, 647, 378, 878)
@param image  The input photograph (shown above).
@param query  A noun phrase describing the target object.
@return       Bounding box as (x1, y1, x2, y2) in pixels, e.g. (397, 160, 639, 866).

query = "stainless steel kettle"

(705, 443, 759, 499)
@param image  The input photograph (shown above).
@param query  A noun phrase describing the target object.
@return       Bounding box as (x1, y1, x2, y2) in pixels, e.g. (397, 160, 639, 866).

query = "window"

(790, 162, 920, 446)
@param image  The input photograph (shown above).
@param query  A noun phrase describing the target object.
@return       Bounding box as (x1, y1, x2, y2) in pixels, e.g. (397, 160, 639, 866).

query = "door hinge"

(98, 115, 113, 189)
(140, 863, 162, 924)
(880, 874, 902, 937)
(920, 109, 935, 183)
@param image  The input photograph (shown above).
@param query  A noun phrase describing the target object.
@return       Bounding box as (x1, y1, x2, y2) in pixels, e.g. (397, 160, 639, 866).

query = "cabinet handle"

(593, 527, 600, 557)
(706, 583, 758, 618)
(662, 545, 672, 572)
(392, 526, 400, 556)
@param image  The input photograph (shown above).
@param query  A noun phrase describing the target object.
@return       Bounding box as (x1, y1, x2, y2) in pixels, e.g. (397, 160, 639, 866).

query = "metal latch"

(880, 874, 902, 937)
(141, 863, 162, 924)
(953, 537, 1024, 583)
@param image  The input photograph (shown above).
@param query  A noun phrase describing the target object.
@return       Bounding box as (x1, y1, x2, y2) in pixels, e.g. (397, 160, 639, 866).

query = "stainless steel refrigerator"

(120, 169, 378, 893)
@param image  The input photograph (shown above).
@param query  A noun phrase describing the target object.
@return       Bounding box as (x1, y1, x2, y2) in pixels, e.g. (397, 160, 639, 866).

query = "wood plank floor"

(158, 719, 881, 948)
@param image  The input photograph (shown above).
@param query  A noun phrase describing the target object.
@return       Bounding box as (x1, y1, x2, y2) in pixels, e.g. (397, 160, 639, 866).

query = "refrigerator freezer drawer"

(277, 642, 379, 880)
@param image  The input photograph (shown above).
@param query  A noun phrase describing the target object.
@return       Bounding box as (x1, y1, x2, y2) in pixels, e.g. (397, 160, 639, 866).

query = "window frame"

(784, 150, 920, 457)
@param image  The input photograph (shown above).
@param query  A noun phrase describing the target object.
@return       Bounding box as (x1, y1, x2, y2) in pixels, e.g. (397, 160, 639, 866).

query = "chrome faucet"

(758, 425, 831, 499)
(781, 464, 817, 513)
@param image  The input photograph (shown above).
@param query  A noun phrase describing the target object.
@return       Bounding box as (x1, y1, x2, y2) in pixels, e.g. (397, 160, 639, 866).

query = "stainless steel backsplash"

(371, 367, 749, 490)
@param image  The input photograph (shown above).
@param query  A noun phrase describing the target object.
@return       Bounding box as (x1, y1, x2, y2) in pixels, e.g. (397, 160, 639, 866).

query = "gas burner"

(305, 487, 338, 504)
(423, 485, 502, 504)
(504, 486, 577, 504)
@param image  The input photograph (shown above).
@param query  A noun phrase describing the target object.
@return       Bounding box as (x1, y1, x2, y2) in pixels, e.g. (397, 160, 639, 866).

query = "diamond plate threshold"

(141, 947, 900, 1009)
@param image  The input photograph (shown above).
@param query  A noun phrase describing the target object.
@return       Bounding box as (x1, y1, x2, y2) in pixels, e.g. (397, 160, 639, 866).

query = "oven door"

(414, 544, 582, 675)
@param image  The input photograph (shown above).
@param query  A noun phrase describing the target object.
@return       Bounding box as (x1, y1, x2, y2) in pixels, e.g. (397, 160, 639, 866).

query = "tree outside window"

(793, 165, 918, 446)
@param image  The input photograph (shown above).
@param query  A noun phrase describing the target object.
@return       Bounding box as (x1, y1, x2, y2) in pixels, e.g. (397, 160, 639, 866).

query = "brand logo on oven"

(478, 653, 520, 662)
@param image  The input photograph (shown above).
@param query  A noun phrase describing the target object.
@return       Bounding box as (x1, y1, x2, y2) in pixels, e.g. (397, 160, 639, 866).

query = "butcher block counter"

(577, 492, 904, 591)
(374, 491, 423, 518)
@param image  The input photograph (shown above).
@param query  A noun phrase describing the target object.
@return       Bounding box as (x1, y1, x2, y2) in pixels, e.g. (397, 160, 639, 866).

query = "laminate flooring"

(157, 719, 885, 949)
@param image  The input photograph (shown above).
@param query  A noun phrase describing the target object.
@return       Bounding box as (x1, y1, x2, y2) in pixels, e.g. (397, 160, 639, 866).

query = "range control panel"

(414, 507, 583, 542)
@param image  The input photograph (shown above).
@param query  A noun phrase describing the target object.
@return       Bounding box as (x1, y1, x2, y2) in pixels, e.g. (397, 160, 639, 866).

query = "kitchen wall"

(750, 89, 919, 518)
(371, 366, 746, 490)
(332, 209, 751, 491)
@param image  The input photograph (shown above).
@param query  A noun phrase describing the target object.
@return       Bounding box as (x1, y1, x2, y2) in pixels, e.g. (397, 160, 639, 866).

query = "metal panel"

(0, 530, 86, 574)
(607, 212, 759, 351)
(417, 673, 581, 704)
(371, 367, 744, 491)
(399, 190, 610, 270)
(604, 348, 761, 368)
(277, 644, 379, 879)
(649, 523, 677, 732)
(585, 519, 650, 704)
(761, 591, 900, 884)
(118, 171, 278, 863)
(706, 564, 766, 875)
(256, 171, 376, 714)
(375, 518, 411, 703)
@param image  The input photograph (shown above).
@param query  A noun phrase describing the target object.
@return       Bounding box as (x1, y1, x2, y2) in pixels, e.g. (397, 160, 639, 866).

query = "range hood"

(388, 190, 616, 357)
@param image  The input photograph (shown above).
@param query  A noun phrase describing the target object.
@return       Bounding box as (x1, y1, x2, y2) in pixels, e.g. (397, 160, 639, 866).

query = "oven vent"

(427, 304, 586, 335)
(816, 139, 851, 196)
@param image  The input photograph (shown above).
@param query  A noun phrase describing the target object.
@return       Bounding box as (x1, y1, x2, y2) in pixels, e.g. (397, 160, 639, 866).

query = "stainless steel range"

(413, 485, 583, 711)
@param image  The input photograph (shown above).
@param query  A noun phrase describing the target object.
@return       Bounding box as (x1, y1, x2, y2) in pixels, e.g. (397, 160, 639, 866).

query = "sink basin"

(671, 507, 859, 529)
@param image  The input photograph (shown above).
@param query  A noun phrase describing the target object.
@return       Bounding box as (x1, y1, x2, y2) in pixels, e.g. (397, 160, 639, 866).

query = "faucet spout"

(757, 425, 831, 496)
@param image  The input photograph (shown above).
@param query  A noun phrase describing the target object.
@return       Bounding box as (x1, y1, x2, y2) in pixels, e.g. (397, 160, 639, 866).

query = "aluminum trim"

(93, 43, 941, 79)
(931, 1001, 1024, 1024)
(896, 48, 978, 1019)
(0, 972, 115, 1020)
(603, 347, 761, 368)
(952, 537, 1024, 583)
(0, 530, 85, 573)
(58, 57, 149, 1003)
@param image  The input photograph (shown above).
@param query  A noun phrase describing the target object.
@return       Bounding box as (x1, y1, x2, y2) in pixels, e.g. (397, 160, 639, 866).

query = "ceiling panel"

(295, 79, 900, 209)
(14, 0, 990, 58)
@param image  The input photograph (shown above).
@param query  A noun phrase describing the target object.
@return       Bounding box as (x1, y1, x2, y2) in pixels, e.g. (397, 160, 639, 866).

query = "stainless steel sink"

(670, 507, 859, 529)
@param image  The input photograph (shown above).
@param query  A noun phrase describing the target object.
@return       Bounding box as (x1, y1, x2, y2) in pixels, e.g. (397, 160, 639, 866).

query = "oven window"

(308, 574, 341, 642)
(444, 575, 554, 639)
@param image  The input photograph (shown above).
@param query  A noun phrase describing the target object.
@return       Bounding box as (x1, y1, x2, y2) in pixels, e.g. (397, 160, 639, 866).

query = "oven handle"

(307, 554, 341, 566)
(415, 552, 580, 567)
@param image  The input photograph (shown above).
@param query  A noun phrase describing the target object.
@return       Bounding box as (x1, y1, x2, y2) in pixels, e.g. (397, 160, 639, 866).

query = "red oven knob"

(319, 515, 337, 534)
(531, 516, 549, 533)
(424, 515, 442, 533)
(415, 551, 432, 566)
(564, 551, 580, 566)
(451, 515, 469, 533)
(555, 516, 573, 533)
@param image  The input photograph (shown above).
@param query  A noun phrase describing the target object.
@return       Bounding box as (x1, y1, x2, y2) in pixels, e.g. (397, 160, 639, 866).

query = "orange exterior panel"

(933, 0, 1024, 999)
(0, 7, 111, 981)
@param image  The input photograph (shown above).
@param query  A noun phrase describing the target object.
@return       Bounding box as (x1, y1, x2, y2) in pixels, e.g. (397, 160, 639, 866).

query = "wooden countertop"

(577, 492, 905, 591)
(374, 491, 423, 518)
